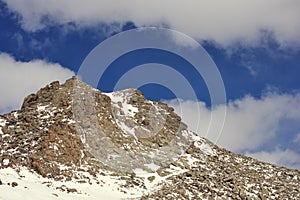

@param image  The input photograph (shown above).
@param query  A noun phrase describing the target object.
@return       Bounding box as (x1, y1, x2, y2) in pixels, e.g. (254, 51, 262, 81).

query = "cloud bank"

(168, 93, 300, 151)
(4, 0, 300, 47)
(0, 53, 74, 114)
(246, 148, 300, 170)
(167, 93, 300, 169)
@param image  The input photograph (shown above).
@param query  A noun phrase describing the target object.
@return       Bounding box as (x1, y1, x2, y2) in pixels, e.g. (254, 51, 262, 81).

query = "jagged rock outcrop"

(1, 77, 97, 180)
(0, 77, 299, 199)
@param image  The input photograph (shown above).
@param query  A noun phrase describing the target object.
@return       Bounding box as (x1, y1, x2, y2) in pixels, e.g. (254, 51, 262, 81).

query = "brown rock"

(11, 182, 18, 187)
(147, 176, 155, 182)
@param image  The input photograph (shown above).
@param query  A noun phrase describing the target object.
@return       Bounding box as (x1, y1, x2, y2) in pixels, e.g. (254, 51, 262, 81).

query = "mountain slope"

(0, 77, 299, 199)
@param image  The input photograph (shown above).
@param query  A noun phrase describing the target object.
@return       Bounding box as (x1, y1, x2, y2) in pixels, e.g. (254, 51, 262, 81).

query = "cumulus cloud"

(0, 53, 74, 114)
(3, 0, 300, 47)
(167, 93, 300, 169)
(245, 149, 300, 170)
(167, 93, 300, 151)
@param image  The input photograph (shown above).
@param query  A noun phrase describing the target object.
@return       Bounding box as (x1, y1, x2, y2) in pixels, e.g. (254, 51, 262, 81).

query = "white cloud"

(3, 0, 300, 47)
(167, 93, 300, 152)
(245, 148, 300, 170)
(167, 93, 300, 169)
(0, 53, 74, 114)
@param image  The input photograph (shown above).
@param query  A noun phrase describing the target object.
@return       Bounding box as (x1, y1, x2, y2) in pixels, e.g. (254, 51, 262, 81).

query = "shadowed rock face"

(0, 77, 299, 199)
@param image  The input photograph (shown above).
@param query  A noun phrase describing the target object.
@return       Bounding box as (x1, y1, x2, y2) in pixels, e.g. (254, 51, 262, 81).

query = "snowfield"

(0, 167, 140, 200)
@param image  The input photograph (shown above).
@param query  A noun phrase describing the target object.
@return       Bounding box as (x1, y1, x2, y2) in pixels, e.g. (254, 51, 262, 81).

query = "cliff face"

(0, 77, 299, 199)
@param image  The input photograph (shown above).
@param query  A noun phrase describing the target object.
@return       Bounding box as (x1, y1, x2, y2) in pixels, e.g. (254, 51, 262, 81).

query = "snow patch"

(13, 112, 18, 118)
(194, 140, 216, 156)
(185, 153, 200, 167)
(37, 105, 48, 112)
(0, 118, 6, 126)
(3, 159, 9, 166)
(62, 118, 76, 124)
(0, 117, 6, 135)
(117, 121, 136, 138)
(105, 91, 139, 118)
(133, 168, 149, 175)
(144, 162, 161, 171)
(0, 167, 144, 200)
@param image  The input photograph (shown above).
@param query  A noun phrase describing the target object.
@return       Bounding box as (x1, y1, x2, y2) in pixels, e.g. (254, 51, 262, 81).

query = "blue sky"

(0, 0, 300, 169)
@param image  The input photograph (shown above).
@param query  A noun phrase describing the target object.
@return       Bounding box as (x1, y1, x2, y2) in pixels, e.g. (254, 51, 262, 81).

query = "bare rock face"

(0, 77, 97, 180)
(0, 77, 299, 199)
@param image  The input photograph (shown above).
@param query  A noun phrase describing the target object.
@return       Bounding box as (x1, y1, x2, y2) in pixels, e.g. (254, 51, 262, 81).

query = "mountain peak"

(0, 77, 299, 199)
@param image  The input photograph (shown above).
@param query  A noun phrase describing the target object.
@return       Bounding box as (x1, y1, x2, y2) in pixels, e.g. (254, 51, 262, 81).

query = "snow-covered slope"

(0, 77, 299, 199)
(0, 167, 135, 200)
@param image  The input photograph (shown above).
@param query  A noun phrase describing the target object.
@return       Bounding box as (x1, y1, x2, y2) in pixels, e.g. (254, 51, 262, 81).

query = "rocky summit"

(0, 77, 299, 200)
